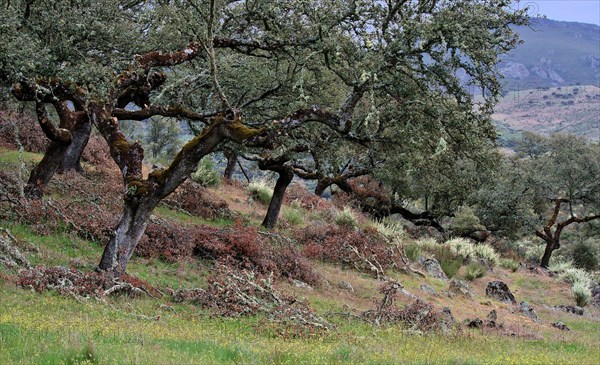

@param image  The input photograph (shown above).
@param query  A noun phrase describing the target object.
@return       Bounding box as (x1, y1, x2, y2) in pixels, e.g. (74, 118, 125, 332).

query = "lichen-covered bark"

(97, 110, 262, 276)
(58, 118, 91, 173)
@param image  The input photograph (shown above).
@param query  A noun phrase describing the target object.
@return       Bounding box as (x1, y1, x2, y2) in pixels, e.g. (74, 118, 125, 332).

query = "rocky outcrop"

(518, 301, 540, 322)
(447, 279, 473, 299)
(499, 61, 530, 79)
(419, 257, 448, 281)
(486, 281, 516, 304)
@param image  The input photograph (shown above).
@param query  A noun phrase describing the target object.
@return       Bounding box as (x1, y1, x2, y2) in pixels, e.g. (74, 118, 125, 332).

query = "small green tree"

(145, 118, 183, 163)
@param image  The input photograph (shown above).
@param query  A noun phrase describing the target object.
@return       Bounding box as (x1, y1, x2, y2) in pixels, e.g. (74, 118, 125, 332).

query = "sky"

(517, 0, 600, 25)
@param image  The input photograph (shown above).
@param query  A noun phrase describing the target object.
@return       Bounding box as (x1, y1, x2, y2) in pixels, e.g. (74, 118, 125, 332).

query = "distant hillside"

(500, 18, 600, 89)
(493, 85, 600, 146)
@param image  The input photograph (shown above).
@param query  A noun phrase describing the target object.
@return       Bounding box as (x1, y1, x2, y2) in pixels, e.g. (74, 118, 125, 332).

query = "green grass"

(1, 286, 599, 365)
(0, 148, 42, 165)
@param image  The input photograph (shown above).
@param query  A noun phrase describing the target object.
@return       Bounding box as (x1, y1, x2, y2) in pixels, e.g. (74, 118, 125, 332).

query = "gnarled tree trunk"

(26, 141, 70, 198)
(98, 197, 156, 276)
(261, 164, 294, 228)
(96, 108, 261, 277)
(58, 119, 91, 173)
(223, 151, 237, 180)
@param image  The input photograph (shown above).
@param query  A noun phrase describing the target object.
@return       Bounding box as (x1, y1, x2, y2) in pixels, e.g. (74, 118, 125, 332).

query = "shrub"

(464, 262, 487, 281)
(572, 281, 591, 307)
(371, 219, 407, 243)
(559, 268, 593, 287)
(283, 207, 304, 226)
(452, 205, 485, 236)
(447, 238, 475, 261)
(248, 180, 273, 204)
(403, 243, 422, 262)
(414, 237, 439, 252)
(499, 258, 519, 272)
(434, 246, 462, 278)
(548, 260, 574, 274)
(440, 258, 462, 279)
(335, 207, 358, 229)
(571, 240, 599, 271)
(191, 157, 221, 187)
(473, 244, 500, 267)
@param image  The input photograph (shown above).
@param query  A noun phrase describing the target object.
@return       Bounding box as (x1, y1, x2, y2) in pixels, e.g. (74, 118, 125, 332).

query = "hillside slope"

(501, 18, 600, 88)
(1, 146, 599, 364)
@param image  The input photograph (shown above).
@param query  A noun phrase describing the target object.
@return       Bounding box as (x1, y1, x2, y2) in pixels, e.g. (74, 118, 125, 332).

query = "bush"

(548, 260, 574, 274)
(335, 207, 358, 230)
(464, 262, 487, 281)
(440, 258, 462, 279)
(559, 268, 593, 287)
(499, 258, 519, 272)
(403, 243, 422, 262)
(191, 157, 221, 187)
(473, 244, 500, 267)
(414, 237, 439, 252)
(371, 219, 407, 243)
(571, 240, 599, 271)
(447, 238, 499, 266)
(283, 207, 304, 226)
(447, 238, 475, 262)
(248, 180, 273, 204)
(452, 205, 485, 236)
(572, 281, 591, 307)
(433, 246, 462, 278)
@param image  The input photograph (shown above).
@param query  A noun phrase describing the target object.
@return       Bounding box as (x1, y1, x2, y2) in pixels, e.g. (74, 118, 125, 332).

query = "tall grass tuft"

(403, 243, 422, 262)
(464, 262, 487, 281)
(248, 180, 273, 204)
(500, 258, 519, 272)
(335, 207, 358, 229)
(572, 281, 591, 307)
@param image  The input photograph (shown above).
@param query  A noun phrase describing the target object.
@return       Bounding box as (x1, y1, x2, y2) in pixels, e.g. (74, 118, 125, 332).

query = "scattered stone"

(420, 284, 437, 295)
(466, 318, 483, 328)
(442, 307, 455, 323)
(447, 278, 473, 299)
(486, 281, 516, 304)
(485, 310, 502, 328)
(400, 288, 419, 300)
(480, 300, 492, 306)
(554, 305, 584, 316)
(160, 304, 175, 312)
(0, 228, 31, 269)
(338, 280, 354, 293)
(292, 279, 313, 290)
(552, 321, 570, 331)
(518, 301, 540, 322)
(419, 257, 448, 281)
(440, 307, 456, 333)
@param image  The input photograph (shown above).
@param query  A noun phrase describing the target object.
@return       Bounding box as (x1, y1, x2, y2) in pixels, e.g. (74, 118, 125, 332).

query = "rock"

(554, 305, 584, 316)
(0, 229, 31, 269)
(480, 300, 492, 306)
(486, 309, 497, 322)
(519, 301, 540, 322)
(447, 279, 473, 299)
(484, 310, 502, 328)
(420, 284, 437, 295)
(486, 281, 516, 304)
(440, 307, 456, 333)
(419, 257, 448, 281)
(466, 318, 483, 328)
(552, 321, 570, 331)
(292, 279, 312, 290)
(338, 280, 354, 293)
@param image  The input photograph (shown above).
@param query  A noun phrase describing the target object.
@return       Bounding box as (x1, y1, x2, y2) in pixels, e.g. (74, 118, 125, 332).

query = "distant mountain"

(499, 18, 600, 90)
